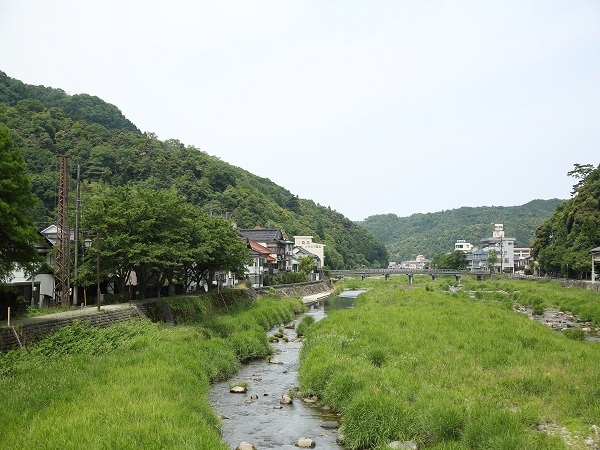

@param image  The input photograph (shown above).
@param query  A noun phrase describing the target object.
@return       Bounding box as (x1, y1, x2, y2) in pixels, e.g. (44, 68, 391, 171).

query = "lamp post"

(499, 235, 504, 274)
(84, 234, 101, 311)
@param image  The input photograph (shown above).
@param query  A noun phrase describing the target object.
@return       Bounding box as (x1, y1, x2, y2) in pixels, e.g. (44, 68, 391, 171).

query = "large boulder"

(296, 437, 316, 448)
(235, 442, 256, 450)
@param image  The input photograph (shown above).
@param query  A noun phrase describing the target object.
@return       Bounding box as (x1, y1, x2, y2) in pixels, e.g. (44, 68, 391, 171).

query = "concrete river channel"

(209, 290, 365, 450)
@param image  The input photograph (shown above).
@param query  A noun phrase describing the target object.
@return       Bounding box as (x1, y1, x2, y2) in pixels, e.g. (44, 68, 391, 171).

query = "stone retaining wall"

(0, 307, 145, 352)
(0, 282, 333, 352)
(252, 280, 332, 298)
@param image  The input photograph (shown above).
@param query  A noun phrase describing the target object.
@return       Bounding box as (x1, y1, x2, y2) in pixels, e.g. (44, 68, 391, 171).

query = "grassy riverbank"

(0, 295, 303, 449)
(299, 277, 600, 449)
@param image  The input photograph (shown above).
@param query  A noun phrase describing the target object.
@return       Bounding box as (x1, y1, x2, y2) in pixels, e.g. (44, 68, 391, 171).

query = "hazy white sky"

(1, 1, 599, 220)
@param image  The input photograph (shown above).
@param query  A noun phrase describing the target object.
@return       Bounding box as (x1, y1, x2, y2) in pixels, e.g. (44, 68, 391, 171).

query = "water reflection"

(307, 289, 365, 315)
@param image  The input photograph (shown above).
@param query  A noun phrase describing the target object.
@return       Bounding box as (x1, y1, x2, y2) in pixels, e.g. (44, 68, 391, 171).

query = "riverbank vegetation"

(0, 295, 303, 449)
(299, 276, 600, 449)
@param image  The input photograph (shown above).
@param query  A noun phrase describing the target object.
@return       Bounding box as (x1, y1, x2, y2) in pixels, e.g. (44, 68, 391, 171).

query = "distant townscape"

(390, 224, 533, 274)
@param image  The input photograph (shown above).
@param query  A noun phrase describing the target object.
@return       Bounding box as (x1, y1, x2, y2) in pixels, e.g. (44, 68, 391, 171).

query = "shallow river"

(209, 290, 365, 449)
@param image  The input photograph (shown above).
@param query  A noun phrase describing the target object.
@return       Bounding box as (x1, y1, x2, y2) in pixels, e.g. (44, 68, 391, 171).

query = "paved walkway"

(302, 290, 333, 305)
(5, 291, 335, 328)
(4, 301, 140, 328)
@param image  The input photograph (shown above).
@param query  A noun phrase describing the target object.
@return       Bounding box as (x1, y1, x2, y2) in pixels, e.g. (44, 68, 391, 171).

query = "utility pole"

(499, 235, 503, 274)
(73, 164, 81, 306)
(54, 155, 71, 305)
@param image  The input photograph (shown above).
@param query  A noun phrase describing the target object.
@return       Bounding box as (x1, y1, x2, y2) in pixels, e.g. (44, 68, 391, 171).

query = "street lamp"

(84, 234, 101, 311)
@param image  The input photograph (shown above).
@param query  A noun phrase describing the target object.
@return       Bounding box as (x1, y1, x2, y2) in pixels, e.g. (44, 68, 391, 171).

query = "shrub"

(0, 286, 28, 319)
(562, 328, 585, 341)
(102, 293, 126, 305)
(532, 304, 545, 316)
(296, 315, 315, 337)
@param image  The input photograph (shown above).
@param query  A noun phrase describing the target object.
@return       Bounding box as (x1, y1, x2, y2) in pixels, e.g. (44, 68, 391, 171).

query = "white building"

(5, 227, 56, 307)
(294, 236, 325, 269)
(454, 240, 474, 252)
(480, 224, 516, 273)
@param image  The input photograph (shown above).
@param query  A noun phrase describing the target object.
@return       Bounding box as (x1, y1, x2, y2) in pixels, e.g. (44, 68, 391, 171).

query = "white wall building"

(480, 224, 516, 272)
(454, 240, 474, 252)
(294, 236, 325, 269)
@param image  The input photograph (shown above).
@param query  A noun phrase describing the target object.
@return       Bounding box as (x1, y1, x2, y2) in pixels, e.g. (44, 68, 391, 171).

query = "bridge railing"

(329, 268, 490, 276)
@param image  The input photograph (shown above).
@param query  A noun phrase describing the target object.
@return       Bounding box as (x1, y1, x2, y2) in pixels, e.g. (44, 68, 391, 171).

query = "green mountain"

(357, 199, 563, 262)
(0, 70, 388, 269)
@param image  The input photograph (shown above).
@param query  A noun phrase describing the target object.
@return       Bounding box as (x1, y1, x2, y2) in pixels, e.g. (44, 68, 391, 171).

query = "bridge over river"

(329, 268, 491, 284)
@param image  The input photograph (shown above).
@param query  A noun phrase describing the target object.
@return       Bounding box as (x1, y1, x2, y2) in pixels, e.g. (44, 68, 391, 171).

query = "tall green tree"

(486, 249, 498, 273)
(185, 216, 251, 291)
(432, 250, 466, 270)
(82, 185, 197, 299)
(81, 183, 251, 298)
(0, 123, 40, 281)
(532, 163, 600, 278)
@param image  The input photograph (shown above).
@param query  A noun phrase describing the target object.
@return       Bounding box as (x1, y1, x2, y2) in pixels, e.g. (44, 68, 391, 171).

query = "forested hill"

(0, 71, 139, 133)
(357, 199, 562, 262)
(0, 71, 388, 269)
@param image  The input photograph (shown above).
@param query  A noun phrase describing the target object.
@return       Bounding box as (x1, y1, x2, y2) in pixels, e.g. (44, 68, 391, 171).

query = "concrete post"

(408, 274, 414, 285)
(455, 275, 462, 284)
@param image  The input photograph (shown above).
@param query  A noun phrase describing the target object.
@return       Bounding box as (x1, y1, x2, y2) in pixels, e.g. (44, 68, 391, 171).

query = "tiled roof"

(294, 246, 318, 259)
(239, 228, 284, 243)
(248, 240, 271, 255)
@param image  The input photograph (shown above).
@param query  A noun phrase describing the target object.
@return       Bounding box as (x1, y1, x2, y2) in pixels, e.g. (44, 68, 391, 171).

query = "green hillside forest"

(0, 70, 388, 269)
(358, 199, 562, 263)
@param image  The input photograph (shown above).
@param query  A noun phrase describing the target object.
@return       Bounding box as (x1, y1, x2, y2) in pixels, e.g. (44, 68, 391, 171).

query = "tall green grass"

(0, 296, 303, 449)
(300, 280, 600, 449)
(463, 277, 600, 326)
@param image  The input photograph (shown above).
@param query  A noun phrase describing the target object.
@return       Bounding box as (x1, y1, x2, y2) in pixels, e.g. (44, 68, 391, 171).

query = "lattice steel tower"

(54, 155, 71, 305)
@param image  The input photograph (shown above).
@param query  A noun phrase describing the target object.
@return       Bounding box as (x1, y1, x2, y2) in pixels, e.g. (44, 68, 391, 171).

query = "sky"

(1, 1, 599, 221)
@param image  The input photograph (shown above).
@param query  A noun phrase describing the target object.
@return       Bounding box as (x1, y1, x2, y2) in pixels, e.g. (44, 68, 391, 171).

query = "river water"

(209, 290, 365, 450)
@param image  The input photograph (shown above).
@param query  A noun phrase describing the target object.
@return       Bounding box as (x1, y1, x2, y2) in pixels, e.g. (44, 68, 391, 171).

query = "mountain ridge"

(0, 70, 388, 269)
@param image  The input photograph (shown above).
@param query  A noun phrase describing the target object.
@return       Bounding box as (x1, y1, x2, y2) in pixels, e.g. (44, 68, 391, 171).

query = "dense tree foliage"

(0, 124, 40, 282)
(532, 164, 600, 279)
(80, 184, 250, 297)
(0, 71, 138, 132)
(431, 250, 466, 270)
(359, 199, 561, 262)
(0, 71, 388, 270)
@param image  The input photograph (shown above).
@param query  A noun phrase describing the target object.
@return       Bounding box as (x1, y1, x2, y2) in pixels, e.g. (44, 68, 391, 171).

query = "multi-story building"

(454, 240, 474, 252)
(238, 227, 294, 276)
(513, 247, 532, 273)
(480, 224, 516, 273)
(293, 236, 325, 269)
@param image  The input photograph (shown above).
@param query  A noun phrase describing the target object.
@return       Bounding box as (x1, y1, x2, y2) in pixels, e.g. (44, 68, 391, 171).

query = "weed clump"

(562, 328, 585, 341)
(296, 315, 315, 337)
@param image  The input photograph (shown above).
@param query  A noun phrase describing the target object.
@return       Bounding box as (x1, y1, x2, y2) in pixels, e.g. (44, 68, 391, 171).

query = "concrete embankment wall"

(562, 280, 600, 292)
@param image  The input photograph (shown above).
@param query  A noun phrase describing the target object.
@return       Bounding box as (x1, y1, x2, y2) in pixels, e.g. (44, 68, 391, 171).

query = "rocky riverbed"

(514, 305, 600, 342)
(209, 299, 346, 450)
